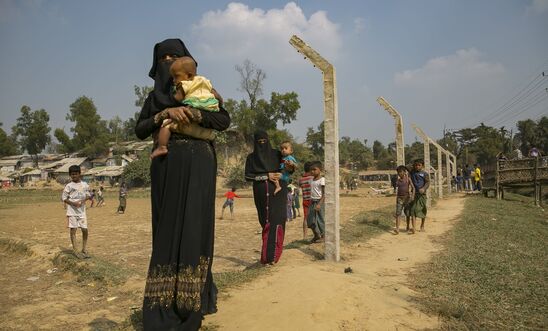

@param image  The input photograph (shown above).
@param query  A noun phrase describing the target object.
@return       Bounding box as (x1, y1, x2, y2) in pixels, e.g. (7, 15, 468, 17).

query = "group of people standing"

(455, 164, 482, 192)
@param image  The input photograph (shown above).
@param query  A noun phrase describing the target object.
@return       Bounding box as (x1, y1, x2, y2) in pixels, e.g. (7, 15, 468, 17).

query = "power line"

(477, 72, 545, 124)
(488, 93, 548, 127)
(480, 74, 547, 124)
(458, 58, 548, 129)
(487, 87, 548, 125)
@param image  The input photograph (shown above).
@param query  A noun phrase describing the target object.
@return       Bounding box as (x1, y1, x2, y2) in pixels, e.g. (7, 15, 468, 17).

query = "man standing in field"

(61, 165, 91, 258)
(409, 159, 430, 234)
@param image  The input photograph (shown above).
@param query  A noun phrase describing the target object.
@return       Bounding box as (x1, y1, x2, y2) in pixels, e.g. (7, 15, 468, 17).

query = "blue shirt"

(280, 155, 297, 182)
(410, 170, 428, 190)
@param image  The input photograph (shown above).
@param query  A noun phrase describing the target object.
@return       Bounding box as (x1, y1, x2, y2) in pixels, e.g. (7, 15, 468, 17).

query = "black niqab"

(147, 38, 196, 115)
(245, 130, 281, 174)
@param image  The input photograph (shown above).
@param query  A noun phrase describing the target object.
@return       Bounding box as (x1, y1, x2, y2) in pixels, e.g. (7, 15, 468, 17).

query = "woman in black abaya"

(245, 131, 287, 264)
(135, 39, 230, 330)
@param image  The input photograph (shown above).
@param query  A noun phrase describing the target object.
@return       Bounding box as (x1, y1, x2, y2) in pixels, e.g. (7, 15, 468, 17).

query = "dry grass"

(411, 196, 548, 330)
(340, 205, 393, 243)
(52, 250, 131, 285)
(0, 238, 32, 256)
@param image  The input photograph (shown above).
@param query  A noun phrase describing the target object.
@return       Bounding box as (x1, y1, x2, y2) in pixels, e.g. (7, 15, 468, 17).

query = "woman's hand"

(314, 204, 321, 211)
(167, 106, 195, 125)
(268, 172, 282, 181)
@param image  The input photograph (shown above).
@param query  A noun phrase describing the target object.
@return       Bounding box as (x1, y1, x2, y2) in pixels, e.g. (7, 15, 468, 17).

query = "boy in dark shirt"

(409, 159, 430, 233)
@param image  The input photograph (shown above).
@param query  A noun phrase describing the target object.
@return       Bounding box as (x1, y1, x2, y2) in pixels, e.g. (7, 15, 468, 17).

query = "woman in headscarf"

(135, 39, 230, 330)
(245, 130, 287, 264)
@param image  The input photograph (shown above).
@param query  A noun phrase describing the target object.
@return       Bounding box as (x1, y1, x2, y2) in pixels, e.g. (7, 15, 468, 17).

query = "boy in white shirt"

(61, 165, 91, 258)
(306, 161, 325, 243)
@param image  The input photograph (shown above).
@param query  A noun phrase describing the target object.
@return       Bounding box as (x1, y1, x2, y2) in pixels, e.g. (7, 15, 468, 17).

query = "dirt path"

(205, 196, 465, 330)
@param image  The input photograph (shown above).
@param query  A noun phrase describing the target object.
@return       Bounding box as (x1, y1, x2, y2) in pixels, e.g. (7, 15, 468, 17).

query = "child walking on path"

(306, 161, 325, 243)
(393, 165, 414, 234)
(298, 162, 313, 239)
(220, 187, 240, 219)
(409, 159, 430, 234)
(61, 165, 91, 259)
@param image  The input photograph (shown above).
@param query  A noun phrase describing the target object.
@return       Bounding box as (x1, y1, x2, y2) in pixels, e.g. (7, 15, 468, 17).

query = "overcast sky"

(1, 0, 547, 145)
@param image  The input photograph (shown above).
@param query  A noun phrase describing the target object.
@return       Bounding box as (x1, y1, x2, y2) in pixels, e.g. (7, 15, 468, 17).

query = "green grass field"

(411, 196, 547, 330)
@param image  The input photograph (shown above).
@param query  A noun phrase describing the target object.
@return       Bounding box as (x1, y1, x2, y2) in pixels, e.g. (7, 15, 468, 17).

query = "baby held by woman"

(150, 56, 221, 159)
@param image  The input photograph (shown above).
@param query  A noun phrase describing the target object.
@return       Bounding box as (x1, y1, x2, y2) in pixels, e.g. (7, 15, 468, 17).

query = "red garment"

(224, 191, 240, 200)
(299, 174, 313, 200)
(302, 199, 311, 221)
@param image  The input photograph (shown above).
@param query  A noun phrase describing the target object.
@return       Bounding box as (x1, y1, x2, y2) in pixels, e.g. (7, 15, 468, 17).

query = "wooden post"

(496, 159, 500, 200)
(436, 147, 443, 198)
(412, 124, 432, 207)
(534, 157, 540, 206)
(429, 140, 450, 197)
(445, 152, 452, 194)
(289, 35, 340, 261)
(376, 97, 405, 166)
(452, 155, 457, 178)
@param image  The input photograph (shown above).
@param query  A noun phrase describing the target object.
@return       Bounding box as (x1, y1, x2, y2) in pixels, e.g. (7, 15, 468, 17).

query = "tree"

(0, 122, 18, 157)
(372, 140, 386, 159)
(54, 128, 75, 154)
(12, 106, 51, 165)
(305, 122, 325, 159)
(134, 85, 153, 108)
(57, 96, 110, 157)
(224, 163, 248, 189)
(108, 115, 123, 144)
(122, 150, 151, 187)
(404, 141, 424, 166)
(123, 85, 154, 142)
(339, 137, 374, 170)
(235, 59, 266, 111)
(227, 60, 300, 140)
(516, 116, 547, 155)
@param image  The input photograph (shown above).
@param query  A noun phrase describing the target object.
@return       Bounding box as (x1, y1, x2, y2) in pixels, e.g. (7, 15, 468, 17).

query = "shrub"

(224, 163, 248, 188)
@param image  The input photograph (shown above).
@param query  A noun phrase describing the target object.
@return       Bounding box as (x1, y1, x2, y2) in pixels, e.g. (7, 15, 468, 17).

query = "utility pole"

(289, 35, 340, 262)
(376, 96, 405, 166)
